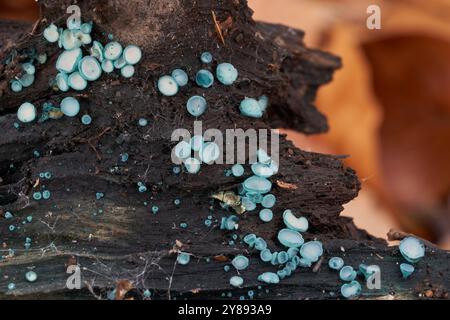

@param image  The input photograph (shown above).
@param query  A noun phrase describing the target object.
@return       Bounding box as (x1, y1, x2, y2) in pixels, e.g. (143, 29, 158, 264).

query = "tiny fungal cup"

(73, 30, 91, 45)
(241, 197, 256, 211)
(114, 57, 127, 69)
(216, 63, 238, 85)
(243, 176, 272, 194)
(120, 65, 135, 78)
(220, 215, 239, 231)
(201, 52, 213, 64)
(103, 41, 123, 61)
(240, 98, 263, 118)
(25, 271, 38, 283)
(171, 69, 189, 87)
(11, 81, 23, 93)
(56, 72, 69, 91)
(37, 53, 48, 65)
(254, 237, 267, 251)
(260, 249, 272, 262)
(190, 135, 204, 152)
(33, 192, 42, 200)
(177, 252, 190, 265)
(200, 142, 220, 164)
(341, 281, 361, 299)
(60, 97, 80, 117)
(101, 60, 114, 73)
(157, 75, 179, 96)
(243, 234, 257, 247)
(123, 45, 142, 65)
(229, 276, 244, 288)
(300, 241, 323, 263)
(257, 149, 271, 164)
(277, 251, 289, 264)
(90, 41, 104, 62)
(68, 72, 88, 90)
(42, 190, 51, 200)
(278, 228, 304, 248)
(283, 209, 309, 232)
(195, 69, 214, 88)
(22, 63, 35, 75)
(80, 22, 93, 34)
(231, 255, 249, 270)
(138, 118, 148, 127)
(251, 162, 275, 178)
(184, 157, 201, 174)
(19, 74, 35, 88)
(399, 236, 425, 263)
(17, 102, 36, 123)
(186, 95, 207, 117)
(259, 209, 273, 222)
(339, 266, 357, 282)
(258, 95, 269, 112)
(231, 164, 245, 177)
(287, 248, 299, 260)
(78, 56, 102, 81)
(81, 114, 92, 125)
(60, 29, 81, 50)
(261, 194, 276, 208)
(257, 272, 279, 284)
(328, 257, 344, 270)
(400, 263, 415, 279)
(295, 256, 308, 267)
(174, 141, 192, 159)
(43, 24, 59, 43)
(56, 48, 82, 73)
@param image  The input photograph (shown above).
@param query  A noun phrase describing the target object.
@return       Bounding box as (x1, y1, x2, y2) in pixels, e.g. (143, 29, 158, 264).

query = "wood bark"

(0, 0, 448, 300)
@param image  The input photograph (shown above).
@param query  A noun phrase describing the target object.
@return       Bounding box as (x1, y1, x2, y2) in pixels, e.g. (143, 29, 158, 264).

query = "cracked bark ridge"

(0, 0, 448, 299)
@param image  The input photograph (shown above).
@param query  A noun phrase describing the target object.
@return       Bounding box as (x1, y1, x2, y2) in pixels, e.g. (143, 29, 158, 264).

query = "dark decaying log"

(0, 0, 448, 300)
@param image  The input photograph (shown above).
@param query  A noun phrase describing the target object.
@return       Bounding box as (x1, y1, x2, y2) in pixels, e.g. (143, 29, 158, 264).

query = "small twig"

(167, 260, 177, 300)
(85, 280, 103, 300)
(30, 6, 43, 35)
(211, 11, 225, 46)
(73, 127, 112, 161)
(375, 253, 384, 260)
(312, 256, 324, 273)
(134, 257, 150, 287)
(74, 127, 112, 143)
(30, 19, 42, 36)
(39, 215, 60, 233)
(94, 127, 112, 140)
(88, 141, 102, 161)
(276, 180, 298, 190)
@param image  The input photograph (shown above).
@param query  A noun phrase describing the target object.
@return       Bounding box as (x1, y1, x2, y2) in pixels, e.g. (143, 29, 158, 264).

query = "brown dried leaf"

(275, 180, 298, 190)
(213, 255, 229, 262)
(115, 279, 134, 300)
(175, 239, 183, 248)
(211, 10, 226, 45)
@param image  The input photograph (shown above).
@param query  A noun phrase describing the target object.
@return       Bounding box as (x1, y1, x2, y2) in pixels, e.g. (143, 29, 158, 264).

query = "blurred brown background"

(1, 0, 449, 247)
(0, 0, 39, 21)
